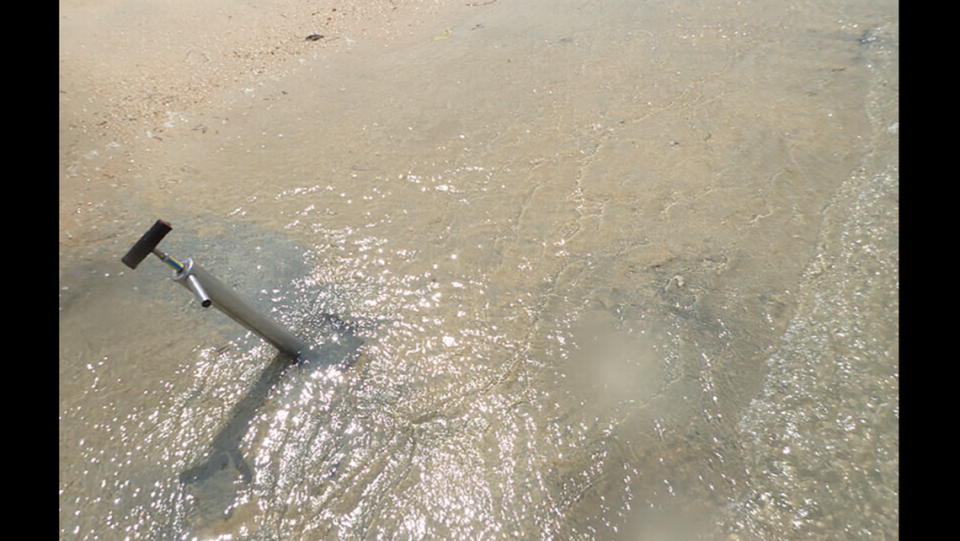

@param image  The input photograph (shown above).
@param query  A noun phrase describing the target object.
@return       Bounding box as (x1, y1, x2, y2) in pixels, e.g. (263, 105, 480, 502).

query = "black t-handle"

(121, 220, 172, 269)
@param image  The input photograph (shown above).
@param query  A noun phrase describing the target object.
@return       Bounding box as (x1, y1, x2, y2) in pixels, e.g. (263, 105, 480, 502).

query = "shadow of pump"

(180, 314, 364, 485)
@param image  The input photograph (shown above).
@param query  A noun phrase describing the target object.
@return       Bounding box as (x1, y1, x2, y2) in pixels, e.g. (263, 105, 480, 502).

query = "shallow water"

(60, 0, 898, 539)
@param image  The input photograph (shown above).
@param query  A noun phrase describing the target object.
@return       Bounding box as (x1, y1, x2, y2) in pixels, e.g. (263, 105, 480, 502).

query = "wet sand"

(61, 1, 897, 539)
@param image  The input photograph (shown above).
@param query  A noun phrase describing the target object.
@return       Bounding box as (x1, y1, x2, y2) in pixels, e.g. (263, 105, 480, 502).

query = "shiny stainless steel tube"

(172, 258, 306, 358)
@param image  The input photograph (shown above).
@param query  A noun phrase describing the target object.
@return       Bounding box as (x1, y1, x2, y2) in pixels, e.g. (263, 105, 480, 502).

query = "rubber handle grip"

(121, 220, 172, 269)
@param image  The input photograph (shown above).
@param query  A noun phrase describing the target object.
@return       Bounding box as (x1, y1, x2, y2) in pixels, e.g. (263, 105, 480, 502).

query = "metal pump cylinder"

(172, 258, 306, 358)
